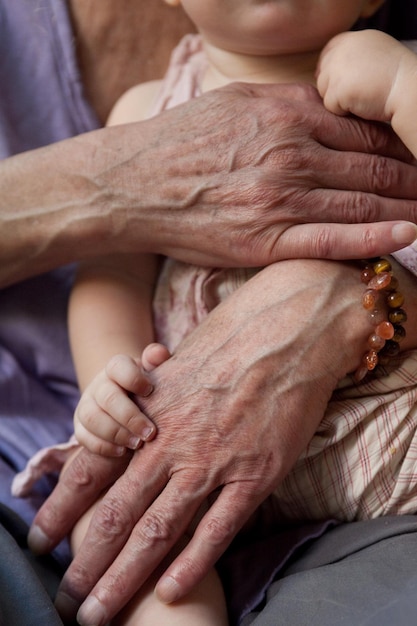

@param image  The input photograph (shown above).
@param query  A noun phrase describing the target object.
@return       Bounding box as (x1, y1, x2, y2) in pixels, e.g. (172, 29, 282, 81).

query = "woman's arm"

(31, 257, 417, 624)
(2, 82, 417, 288)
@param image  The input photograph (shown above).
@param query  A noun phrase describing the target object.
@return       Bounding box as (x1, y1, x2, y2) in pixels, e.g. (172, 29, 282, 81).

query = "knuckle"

(61, 451, 96, 489)
(294, 82, 319, 102)
(311, 227, 333, 259)
(369, 156, 398, 192)
(202, 515, 236, 547)
(139, 510, 177, 546)
(94, 496, 131, 541)
(106, 354, 128, 377)
(355, 193, 378, 223)
(360, 226, 380, 258)
(76, 402, 96, 429)
(337, 191, 376, 224)
(101, 386, 121, 411)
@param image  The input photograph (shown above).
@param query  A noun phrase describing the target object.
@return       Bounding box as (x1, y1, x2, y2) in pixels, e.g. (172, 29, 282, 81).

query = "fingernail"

(155, 575, 181, 603)
(128, 435, 141, 450)
(392, 222, 417, 245)
(77, 596, 108, 626)
(27, 524, 53, 554)
(54, 591, 80, 622)
(141, 426, 154, 441)
(142, 383, 154, 397)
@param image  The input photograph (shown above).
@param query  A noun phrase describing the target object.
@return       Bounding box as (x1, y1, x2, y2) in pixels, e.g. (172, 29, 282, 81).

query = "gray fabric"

(0, 505, 66, 626)
(242, 515, 417, 625)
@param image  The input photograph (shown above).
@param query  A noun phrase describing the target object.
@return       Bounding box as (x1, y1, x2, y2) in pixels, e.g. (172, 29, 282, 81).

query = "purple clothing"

(0, 0, 99, 564)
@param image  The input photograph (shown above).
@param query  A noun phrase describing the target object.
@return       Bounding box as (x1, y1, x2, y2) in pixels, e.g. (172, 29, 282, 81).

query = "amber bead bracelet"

(354, 257, 407, 382)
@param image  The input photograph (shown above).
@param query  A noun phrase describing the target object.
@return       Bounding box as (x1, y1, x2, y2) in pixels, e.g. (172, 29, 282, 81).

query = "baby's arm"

(69, 77, 170, 456)
(317, 30, 417, 159)
(69, 254, 169, 456)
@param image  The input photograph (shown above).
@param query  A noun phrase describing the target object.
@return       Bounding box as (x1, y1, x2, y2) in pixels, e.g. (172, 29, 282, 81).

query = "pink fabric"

(12, 437, 79, 498)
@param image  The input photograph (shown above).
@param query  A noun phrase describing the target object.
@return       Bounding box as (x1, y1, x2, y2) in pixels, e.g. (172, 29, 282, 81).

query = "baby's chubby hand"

(73, 343, 171, 456)
(316, 30, 409, 123)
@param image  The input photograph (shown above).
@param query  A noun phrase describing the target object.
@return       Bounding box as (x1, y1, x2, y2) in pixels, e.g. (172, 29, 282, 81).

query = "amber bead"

(365, 350, 378, 370)
(362, 289, 378, 310)
(354, 257, 406, 382)
(379, 340, 400, 358)
(393, 325, 406, 343)
(386, 276, 399, 292)
(368, 272, 391, 291)
(387, 291, 405, 309)
(369, 308, 386, 325)
(368, 333, 386, 351)
(368, 333, 386, 350)
(373, 258, 392, 274)
(388, 308, 407, 324)
(361, 267, 376, 283)
(375, 321, 394, 340)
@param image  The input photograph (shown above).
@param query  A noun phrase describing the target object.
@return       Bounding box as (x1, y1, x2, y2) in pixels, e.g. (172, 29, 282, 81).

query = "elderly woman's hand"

(29, 258, 376, 625)
(110, 81, 417, 265)
(3, 82, 417, 287)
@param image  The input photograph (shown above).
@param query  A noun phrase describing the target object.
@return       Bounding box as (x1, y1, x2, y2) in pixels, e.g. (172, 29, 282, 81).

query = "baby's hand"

(74, 344, 171, 456)
(317, 30, 409, 123)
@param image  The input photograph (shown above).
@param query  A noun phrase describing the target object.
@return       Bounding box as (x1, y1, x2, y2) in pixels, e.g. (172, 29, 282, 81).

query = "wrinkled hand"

(29, 259, 370, 625)
(117, 81, 417, 265)
(3, 82, 417, 288)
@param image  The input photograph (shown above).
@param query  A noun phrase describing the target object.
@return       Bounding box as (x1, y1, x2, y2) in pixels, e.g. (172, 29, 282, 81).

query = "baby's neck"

(201, 42, 320, 91)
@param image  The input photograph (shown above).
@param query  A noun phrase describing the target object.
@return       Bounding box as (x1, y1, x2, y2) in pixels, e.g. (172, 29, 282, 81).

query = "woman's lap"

(243, 515, 417, 625)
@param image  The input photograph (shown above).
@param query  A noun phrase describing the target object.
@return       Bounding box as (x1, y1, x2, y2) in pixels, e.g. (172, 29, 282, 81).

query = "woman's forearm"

(0, 127, 155, 287)
(3, 83, 417, 288)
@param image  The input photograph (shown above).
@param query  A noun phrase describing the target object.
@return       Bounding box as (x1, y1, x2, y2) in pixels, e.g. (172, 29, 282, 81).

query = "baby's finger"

(106, 354, 154, 396)
(75, 399, 138, 449)
(73, 420, 127, 458)
(92, 380, 156, 443)
(141, 343, 171, 372)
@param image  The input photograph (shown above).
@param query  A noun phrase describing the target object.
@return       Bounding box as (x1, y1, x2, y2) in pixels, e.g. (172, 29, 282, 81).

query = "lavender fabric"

(0, 0, 99, 564)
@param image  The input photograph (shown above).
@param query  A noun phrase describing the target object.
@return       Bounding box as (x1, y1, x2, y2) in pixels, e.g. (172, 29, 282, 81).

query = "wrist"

(342, 256, 417, 380)
(388, 49, 417, 157)
(0, 123, 158, 286)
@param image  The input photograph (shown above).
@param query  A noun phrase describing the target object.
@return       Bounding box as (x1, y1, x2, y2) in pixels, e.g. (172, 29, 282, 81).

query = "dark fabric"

(218, 519, 338, 625)
(242, 515, 417, 625)
(358, 0, 417, 39)
(0, 504, 72, 626)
